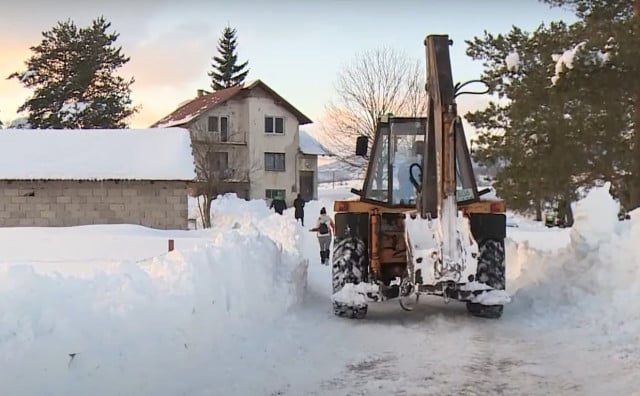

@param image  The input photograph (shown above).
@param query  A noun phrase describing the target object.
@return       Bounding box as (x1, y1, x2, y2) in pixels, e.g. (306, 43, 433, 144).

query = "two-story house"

(150, 79, 325, 204)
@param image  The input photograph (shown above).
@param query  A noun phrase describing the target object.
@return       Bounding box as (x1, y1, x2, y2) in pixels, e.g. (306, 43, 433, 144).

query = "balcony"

(190, 128, 247, 145)
(206, 168, 250, 183)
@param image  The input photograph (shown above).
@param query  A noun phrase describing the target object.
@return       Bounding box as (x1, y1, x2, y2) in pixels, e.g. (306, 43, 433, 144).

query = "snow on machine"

(330, 34, 511, 319)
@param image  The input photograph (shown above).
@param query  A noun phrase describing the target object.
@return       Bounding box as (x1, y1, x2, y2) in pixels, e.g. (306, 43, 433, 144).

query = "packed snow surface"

(331, 282, 379, 307)
(0, 196, 307, 395)
(0, 182, 638, 395)
(508, 183, 639, 328)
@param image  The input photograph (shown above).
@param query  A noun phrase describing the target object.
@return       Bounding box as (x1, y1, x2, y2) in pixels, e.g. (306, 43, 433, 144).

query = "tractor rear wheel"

(331, 236, 368, 319)
(467, 238, 505, 319)
(466, 302, 504, 319)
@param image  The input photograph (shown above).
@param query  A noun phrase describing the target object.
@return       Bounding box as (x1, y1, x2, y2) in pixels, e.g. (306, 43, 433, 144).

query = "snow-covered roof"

(299, 130, 332, 156)
(0, 128, 196, 181)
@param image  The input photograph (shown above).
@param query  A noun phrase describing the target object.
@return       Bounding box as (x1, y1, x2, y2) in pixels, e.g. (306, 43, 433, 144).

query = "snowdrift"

(506, 183, 639, 338)
(0, 194, 307, 395)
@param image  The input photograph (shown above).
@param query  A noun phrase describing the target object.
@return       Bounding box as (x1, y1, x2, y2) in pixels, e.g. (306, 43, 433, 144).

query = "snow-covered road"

(242, 252, 639, 396)
(231, 187, 640, 396)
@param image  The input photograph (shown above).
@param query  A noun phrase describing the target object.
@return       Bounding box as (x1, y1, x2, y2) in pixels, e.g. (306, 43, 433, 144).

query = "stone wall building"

(0, 128, 196, 230)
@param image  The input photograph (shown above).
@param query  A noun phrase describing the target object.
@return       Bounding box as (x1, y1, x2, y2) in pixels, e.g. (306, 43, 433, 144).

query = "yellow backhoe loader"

(330, 34, 510, 319)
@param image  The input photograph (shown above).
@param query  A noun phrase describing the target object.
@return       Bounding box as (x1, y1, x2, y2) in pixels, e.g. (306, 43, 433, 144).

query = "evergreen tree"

(465, 0, 640, 218)
(541, 0, 640, 210)
(208, 26, 250, 90)
(9, 16, 137, 129)
(465, 23, 584, 219)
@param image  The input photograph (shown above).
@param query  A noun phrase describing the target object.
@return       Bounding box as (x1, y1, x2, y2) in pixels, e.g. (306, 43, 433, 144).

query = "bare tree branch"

(319, 46, 427, 164)
(189, 123, 260, 228)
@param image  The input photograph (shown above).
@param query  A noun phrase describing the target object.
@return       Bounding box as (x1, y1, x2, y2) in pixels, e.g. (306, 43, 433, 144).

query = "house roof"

(299, 130, 332, 156)
(0, 128, 196, 181)
(150, 79, 313, 128)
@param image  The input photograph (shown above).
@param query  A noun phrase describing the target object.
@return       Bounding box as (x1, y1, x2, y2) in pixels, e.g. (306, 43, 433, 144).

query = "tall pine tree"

(466, 1, 639, 219)
(541, 0, 640, 210)
(208, 26, 250, 90)
(466, 23, 585, 220)
(9, 16, 136, 129)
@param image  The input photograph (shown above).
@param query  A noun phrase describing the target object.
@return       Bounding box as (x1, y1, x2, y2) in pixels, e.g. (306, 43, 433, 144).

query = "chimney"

(196, 89, 206, 97)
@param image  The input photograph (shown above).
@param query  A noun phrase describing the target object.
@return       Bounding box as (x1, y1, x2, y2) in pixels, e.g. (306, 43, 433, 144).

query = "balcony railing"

(190, 129, 248, 145)
(198, 168, 250, 183)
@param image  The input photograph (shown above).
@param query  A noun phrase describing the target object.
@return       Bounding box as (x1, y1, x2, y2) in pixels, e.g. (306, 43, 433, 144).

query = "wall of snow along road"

(505, 183, 639, 342)
(0, 194, 307, 395)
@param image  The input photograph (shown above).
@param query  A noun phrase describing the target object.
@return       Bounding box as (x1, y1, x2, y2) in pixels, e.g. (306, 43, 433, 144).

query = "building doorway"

(299, 171, 314, 201)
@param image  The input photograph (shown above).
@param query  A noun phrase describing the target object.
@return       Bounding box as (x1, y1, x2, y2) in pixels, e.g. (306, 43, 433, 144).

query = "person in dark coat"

(269, 193, 287, 215)
(293, 194, 305, 226)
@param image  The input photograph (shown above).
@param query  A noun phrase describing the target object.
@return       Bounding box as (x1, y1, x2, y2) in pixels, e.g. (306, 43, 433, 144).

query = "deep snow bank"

(507, 183, 639, 332)
(0, 194, 307, 395)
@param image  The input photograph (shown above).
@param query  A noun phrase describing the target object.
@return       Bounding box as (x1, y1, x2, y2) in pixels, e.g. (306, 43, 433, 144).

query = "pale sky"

(0, 0, 577, 133)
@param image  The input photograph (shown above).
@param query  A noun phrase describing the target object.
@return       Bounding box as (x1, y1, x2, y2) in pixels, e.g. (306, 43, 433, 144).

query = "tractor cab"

(352, 114, 482, 213)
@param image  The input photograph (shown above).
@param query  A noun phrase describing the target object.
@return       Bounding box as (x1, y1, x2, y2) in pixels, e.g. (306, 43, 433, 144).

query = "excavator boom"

(421, 34, 480, 218)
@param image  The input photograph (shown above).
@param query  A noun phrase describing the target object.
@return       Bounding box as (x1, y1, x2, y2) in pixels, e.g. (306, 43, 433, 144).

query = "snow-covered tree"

(7, 117, 32, 129)
(541, 0, 640, 210)
(466, 23, 585, 221)
(465, 0, 640, 219)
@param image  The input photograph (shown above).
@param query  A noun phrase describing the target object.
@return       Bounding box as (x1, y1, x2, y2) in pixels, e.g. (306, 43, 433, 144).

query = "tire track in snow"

(285, 216, 638, 396)
(297, 302, 622, 396)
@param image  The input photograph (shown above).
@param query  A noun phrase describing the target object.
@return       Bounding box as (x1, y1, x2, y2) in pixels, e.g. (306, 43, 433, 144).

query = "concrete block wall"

(0, 180, 190, 230)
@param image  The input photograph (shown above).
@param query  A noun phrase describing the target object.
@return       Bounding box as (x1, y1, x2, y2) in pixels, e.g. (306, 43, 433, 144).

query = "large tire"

(466, 302, 504, 319)
(333, 301, 368, 319)
(332, 236, 368, 319)
(467, 238, 505, 319)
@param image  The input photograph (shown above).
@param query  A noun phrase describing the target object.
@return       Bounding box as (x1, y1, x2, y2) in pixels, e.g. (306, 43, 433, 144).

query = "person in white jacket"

(310, 207, 335, 265)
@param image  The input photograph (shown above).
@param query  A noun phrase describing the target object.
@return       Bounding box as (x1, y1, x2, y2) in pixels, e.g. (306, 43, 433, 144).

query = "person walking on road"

(270, 193, 287, 215)
(310, 207, 334, 265)
(293, 194, 305, 226)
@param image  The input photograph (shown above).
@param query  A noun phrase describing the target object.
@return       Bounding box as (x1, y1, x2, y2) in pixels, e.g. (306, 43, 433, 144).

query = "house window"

(208, 116, 229, 142)
(264, 152, 285, 171)
(220, 117, 228, 142)
(207, 116, 218, 132)
(207, 151, 228, 172)
(265, 116, 284, 134)
(265, 189, 286, 200)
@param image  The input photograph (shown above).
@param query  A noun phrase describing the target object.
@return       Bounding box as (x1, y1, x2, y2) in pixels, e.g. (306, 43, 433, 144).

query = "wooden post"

(168, 239, 174, 252)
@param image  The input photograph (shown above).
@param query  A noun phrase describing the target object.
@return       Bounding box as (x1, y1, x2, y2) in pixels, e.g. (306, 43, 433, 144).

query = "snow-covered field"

(1, 182, 638, 395)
